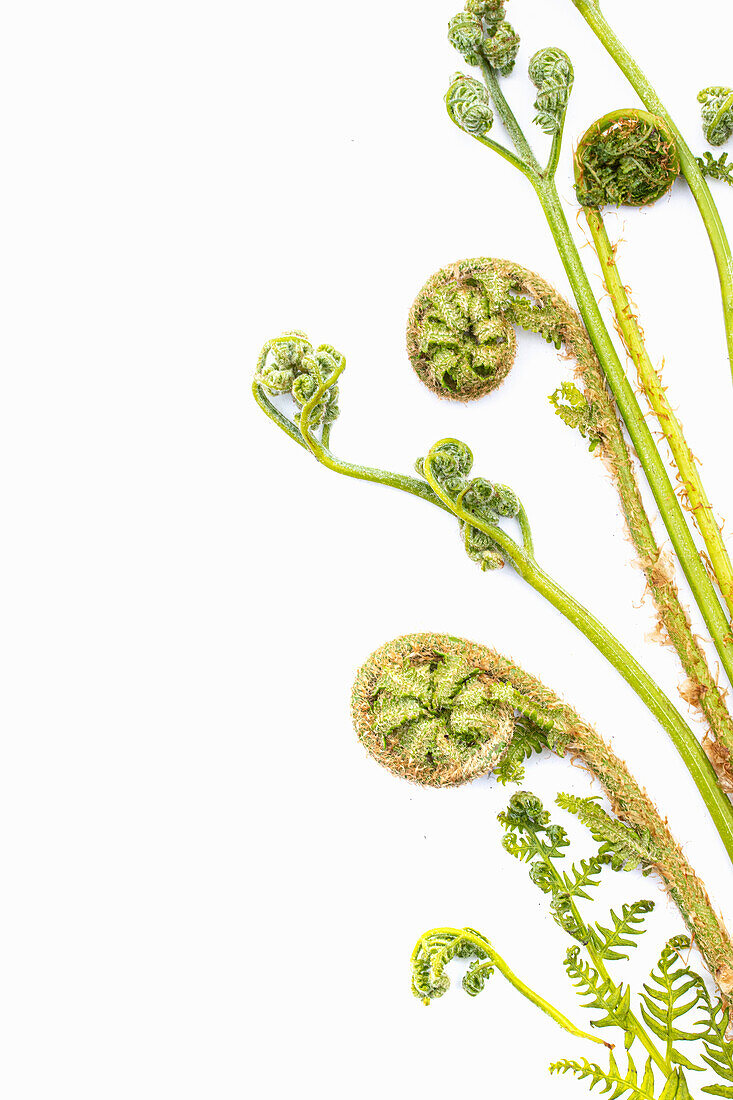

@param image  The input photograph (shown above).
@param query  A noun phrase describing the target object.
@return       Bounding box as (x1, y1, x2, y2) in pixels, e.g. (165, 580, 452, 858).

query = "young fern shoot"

(568, 0, 733, 383)
(443, 1, 733, 706)
(253, 332, 733, 860)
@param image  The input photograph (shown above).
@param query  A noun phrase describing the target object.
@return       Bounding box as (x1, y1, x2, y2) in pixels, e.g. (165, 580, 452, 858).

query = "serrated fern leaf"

(493, 716, 547, 785)
(697, 151, 733, 185)
(640, 937, 705, 1071)
(549, 1051, 657, 1099)
(561, 854, 607, 901)
(548, 381, 603, 452)
(588, 900, 655, 962)
(565, 945, 635, 1046)
(695, 981, 733, 1094)
(557, 793, 658, 872)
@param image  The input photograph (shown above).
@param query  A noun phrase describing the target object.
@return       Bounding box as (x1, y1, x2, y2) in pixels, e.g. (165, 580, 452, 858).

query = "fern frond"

(640, 936, 705, 1071)
(695, 980, 733, 1094)
(557, 793, 658, 872)
(565, 945, 635, 1046)
(549, 1050, 657, 1099)
(697, 151, 733, 186)
(588, 900, 655, 962)
(561, 854, 607, 901)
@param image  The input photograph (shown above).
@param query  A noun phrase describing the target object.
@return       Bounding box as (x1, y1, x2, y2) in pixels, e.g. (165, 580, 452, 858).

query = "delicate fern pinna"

(443, 2, 733, 727)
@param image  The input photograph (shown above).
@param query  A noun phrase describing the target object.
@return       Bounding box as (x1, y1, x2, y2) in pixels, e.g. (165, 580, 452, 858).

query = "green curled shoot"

(699, 86, 733, 147)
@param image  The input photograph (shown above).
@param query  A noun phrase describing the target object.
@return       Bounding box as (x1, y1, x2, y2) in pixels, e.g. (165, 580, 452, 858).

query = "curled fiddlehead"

(528, 47, 574, 135)
(445, 73, 493, 137)
(406, 258, 563, 400)
(415, 437, 533, 571)
(411, 927, 495, 1003)
(352, 632, 733, 994)
(254, 331, 341, 433)
(447, 3, 520, 77)
(699, 87, 733, 147)
(574, 109, 680, 209)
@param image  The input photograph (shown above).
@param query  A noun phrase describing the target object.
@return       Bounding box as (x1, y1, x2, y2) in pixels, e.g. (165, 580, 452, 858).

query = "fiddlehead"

(528, 47, 574, 135)
(699, 87, 733, 147)
(406, 258, 563, 400)
(447, 4, 520, 77)
(445, 73, 493, 137)
(574, 110, 680, 209)
(254, 331, 341, 430)
(352, 633, 733, 993)
(415, 438, 531, 571)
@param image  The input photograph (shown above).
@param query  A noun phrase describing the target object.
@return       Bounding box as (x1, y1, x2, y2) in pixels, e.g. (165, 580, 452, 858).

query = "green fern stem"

(583, 202, 733, 624)
(411, 925, 609, 1045)
(569, 0, 733, 385)
(476, 62, 733, 698)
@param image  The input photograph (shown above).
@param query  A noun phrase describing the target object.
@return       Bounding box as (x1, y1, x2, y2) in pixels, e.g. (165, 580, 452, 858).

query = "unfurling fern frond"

(528, 47, 574, 135)
(565, 945, 634, 1045)
(640, 936, 706, 1071)
(550, 1050, 658, 1099)
(556, 793, 659, 872)
(493, 715, 547, 785)
(548, 381, 602, 451)
(697, 151, 733, 186)
(411, 927, 494, 1005)
(699, 87, 733, 147)
(588, 900, 655, 962)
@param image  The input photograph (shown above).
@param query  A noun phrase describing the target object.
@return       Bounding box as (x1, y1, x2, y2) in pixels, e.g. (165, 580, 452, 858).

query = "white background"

(4, 0, 733, 1096)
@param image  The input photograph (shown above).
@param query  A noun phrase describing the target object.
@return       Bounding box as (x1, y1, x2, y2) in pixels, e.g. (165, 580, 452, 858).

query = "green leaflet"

(557, 793, 659, 873)
(697, 151, 733, 187)
(548, 381, 602, 451)
(550, 1051, 658, 1099)
(589, 901, 656, 963)
(697, 983, 733, 1095)
(640, 937, 706, 1071)
(493, 715, 547, 785)
(565, 945, 635, 1047)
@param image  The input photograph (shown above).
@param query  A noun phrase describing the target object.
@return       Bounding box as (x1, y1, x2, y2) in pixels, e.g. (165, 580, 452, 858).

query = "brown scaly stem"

(407, 257, 733, 789)
(352, 632, 733, 996)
